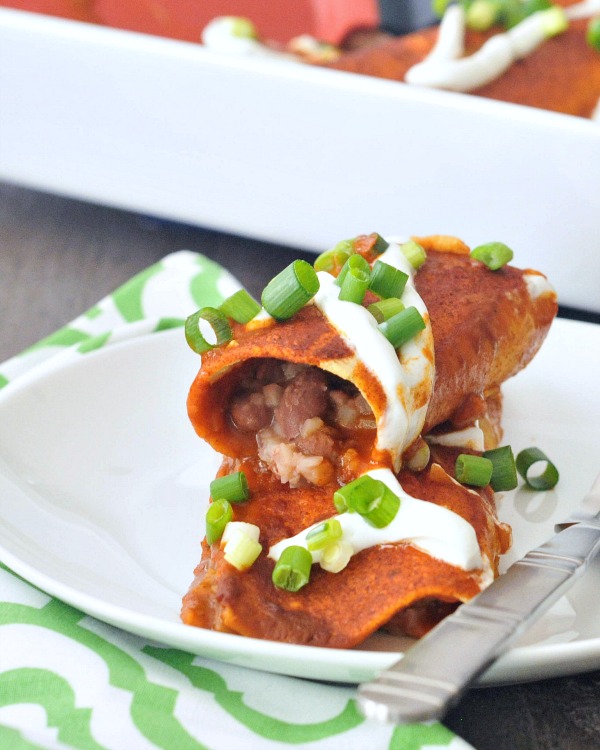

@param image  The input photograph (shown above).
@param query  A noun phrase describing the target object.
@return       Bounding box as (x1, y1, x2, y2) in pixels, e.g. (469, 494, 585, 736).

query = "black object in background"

(379, 0, 439, 33)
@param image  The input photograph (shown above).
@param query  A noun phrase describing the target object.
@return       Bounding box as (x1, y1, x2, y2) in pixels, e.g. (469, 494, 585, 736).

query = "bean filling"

(228, 359, 376, 487)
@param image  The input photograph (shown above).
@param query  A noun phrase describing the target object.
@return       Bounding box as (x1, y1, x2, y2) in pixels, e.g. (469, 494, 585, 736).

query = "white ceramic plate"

(1, 7, 599, 313)
(0, 317, 599, 685)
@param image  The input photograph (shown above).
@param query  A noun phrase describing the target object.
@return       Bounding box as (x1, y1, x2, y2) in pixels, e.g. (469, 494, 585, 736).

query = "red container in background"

(0, 0, 379, 43)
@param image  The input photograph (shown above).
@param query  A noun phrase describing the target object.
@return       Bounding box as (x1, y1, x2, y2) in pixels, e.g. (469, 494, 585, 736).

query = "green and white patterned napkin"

(0, 251, 474, 750)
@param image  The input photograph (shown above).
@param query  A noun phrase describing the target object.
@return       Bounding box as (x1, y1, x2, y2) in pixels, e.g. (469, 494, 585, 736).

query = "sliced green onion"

(319, 540, 353, 573)
(338, 262, 371, 304)
(221, 521, 260, 545)
(223, 526, 262, 571)
(306, 519, 343, 551)
(272, 545, 313, 592)
(352, 233, 389, 260)
(500, 0, 553, 28)
(455, 454, 493, 487)
(470, 242, 514, 270)
(516, 447, 559, 490)
(379, 306, 426, 349)
(210, 471, 250, 503)
(526, 0, 553, 13)
(228, 16, 258, 39)
(400, 240, 427, 270)
(540, 6, 568, 36)
(334, 239, 356, 256)
(482, 445, 518, 491)
(587, 17, 600, 52)
(405, 437, 431, 472)
(261, 260, 320, 320)
(333, 491, 348, 514)
(185, 307, 232, 354)
(369, 260, 409, 300)
(334, 479, 359, 513)
(367, 297, 405, 324)
(333, 475, 400, 528)
(335, 253, 371, 288)
(313, 243, 353, 275)
(466, 0, 502, 30)
(363, 232, 390, 256)
(432, 0, 452, 18)
(205, 498, 233, 545)
(219, 289, 261, 324)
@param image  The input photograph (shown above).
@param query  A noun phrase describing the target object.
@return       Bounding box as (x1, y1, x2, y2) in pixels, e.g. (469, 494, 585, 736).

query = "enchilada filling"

(227, 360, 376, 487)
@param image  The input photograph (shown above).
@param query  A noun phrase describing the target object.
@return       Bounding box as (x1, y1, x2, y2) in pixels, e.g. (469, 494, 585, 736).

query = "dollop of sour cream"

(312, 240, 434, 471)
(268, 467, 485, 573)
(202, 16, 288, 58)
(201, 16, 339, 63)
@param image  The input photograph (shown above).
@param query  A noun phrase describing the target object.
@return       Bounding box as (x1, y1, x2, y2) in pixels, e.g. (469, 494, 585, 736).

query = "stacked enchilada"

(181, 234, 557, 647)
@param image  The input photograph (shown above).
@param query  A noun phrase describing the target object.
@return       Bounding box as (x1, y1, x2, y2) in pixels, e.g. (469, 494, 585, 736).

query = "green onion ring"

(333, 475, 400, 528)
(587, 17, 600, 52)
(272, 545, 313, 592)
(455, 454, 493, 487)
(205, 498, 233, 545)
(432, 0, 452, 17)
(466, 0, 502, 31)
(223, 529, 262, 571)
(209, 471, 250, 503)
(319, 540, 353, 573)
(314, 240, 355, 274)
(219, 289, 261, 324)
(470, 242, 514, 270)
(367, 297, 405, 324)
(369, 260, 409, 300)
(400, 239, 427, 270)
(185, 307, 232, 354)
(261, 260, 320, 320)
(378, 306, 426, 349)
(338, 263, 371, 304)
(539, 6, 569, 37)
(335, 253, 370, 288)
(370, 233, 390, 256)
(306, 519, 343, 551)
(516, 447, 560, 490)
(229, 16, 258, 39)
(482, 445, 518, 492)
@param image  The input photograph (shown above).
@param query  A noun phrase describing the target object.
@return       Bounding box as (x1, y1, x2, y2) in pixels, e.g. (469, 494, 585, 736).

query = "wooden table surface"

(2, 180, 600, 750)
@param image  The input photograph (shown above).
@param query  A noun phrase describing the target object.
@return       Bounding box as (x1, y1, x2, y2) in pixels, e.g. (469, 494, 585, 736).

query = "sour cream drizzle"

(565, 0, 600, 19)
(405, 4, 575, 92)
(524, 271, 556, 300)
(312, 240, 434, 470)
(427, 423, 485, 451)
(269, 467, 484, 573)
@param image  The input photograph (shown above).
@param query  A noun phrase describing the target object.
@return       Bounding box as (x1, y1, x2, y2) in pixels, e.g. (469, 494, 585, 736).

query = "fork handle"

(357, 521, 600, 724)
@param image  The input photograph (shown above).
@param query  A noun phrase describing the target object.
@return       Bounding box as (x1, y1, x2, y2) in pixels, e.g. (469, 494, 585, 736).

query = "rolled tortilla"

(182, 449, 513, 646)
(187, 246, 557, 469)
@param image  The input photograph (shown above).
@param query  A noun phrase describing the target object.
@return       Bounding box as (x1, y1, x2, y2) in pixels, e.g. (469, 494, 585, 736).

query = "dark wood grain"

(0, 181, 314, 360)
(2, 180, 600, 750)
